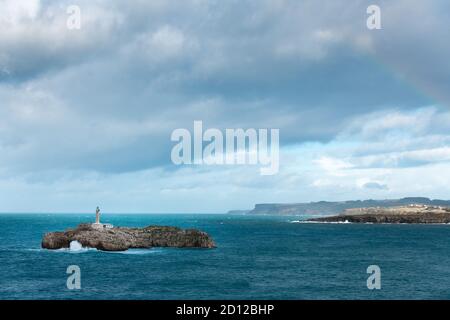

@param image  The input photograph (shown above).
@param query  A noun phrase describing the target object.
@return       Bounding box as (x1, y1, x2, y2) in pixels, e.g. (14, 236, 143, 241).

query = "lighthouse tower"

(95, 206, 101, 224)
(92, 207, 113, 230)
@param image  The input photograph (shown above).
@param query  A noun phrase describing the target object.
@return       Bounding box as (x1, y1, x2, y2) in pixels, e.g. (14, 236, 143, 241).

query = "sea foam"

(69, 240, 83, 251)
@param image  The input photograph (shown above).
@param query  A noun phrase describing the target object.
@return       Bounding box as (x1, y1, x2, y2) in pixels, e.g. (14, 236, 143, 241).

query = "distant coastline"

(308, 204, 450, 224)
(228, 197, 450, 216)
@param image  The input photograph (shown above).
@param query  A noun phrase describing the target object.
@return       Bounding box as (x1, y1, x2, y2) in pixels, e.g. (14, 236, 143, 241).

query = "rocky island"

(308, 204, 450, 224)
(42, 223, 216, 251)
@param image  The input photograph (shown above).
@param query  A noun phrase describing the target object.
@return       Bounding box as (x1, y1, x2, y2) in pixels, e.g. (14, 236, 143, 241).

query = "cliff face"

(245, 198, 450, 215)
(308, 206, 450, 224)
(42, 223, 216, 251)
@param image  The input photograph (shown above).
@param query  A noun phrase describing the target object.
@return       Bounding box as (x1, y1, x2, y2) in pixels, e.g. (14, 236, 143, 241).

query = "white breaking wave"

(69, 240, 83, 251)
(49, 241, 96, 253)
(289, 220, 352, 224)
(106, 248, 163, 255)
(43, 244, 162, 254)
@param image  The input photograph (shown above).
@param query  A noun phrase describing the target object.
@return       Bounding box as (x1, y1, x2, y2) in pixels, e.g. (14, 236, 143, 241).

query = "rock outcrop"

(42, 223, 216, 251)
(308, 205, 450, 224)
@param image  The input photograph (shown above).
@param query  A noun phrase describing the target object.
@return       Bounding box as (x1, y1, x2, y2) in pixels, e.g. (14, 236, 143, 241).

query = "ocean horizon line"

(0, 212, 226, 215)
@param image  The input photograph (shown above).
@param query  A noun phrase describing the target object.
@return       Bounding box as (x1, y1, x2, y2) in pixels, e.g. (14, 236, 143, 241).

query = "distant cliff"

(237, 197, 450, 216)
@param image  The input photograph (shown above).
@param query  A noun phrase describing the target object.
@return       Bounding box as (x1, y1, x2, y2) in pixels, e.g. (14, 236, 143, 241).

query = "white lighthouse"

(92, 206, 113, 230)
(95, 206, 101, 224)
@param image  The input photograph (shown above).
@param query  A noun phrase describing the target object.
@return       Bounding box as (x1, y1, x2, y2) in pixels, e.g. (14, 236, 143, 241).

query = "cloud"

(315, 157, 353, 176)
(362, 182, 389, 190)
(0, 0, 449, 211)
(333, 107, 450, 169)
(0, 0, 124, 81)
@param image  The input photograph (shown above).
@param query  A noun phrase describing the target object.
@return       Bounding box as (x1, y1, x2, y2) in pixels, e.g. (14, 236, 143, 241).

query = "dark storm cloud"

(0, 0, 447, 175)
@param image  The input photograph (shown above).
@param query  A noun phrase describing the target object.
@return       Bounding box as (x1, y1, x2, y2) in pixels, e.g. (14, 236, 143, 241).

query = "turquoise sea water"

(1, 213, 450, 299)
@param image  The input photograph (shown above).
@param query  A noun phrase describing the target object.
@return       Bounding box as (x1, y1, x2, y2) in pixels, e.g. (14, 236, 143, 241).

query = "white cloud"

(0, 0, 123, 78)
(289, 106, 450, 201)
(0, 0, 40, 26)
(150, 26, 185, 56)
(314, 157, 353, 176)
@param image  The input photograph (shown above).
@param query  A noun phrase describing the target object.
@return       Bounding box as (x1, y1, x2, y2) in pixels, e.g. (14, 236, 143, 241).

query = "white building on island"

(92, 206, 113, 230)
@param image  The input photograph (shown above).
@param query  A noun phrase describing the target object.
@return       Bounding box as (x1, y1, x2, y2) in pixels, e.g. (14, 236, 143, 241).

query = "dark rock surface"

(42, 223, 216, 251)
(308, 211, 450, 224)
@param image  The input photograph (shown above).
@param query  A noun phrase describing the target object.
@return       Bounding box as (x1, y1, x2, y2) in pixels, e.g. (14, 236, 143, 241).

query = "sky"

(0, 0, 449, 213)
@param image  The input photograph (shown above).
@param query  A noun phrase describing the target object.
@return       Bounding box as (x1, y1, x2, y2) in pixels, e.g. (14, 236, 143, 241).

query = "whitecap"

(70, 240, 83, 251)
(107, 248, 162, 255)
(46, 241, 97, 253)
(290, 220, 353, 224)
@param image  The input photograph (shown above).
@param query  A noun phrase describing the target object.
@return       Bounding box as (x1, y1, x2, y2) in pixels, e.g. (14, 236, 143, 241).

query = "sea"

(1, 213, 450, 300)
